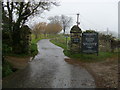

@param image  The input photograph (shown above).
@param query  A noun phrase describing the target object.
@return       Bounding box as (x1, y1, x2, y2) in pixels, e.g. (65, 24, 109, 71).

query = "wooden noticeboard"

(81, 32, 99, 55)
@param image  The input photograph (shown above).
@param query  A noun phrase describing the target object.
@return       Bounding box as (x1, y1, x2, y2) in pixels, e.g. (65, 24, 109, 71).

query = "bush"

(84, 30, 96, 33)
(2, 60, 13, 77)
(30, 43, 38, 56)
(2, 44, 12, 55)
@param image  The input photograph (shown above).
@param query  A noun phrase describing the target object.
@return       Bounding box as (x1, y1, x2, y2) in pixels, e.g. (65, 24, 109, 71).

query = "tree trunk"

(63, 29, 65, 35)
(63, 27, 65, 34)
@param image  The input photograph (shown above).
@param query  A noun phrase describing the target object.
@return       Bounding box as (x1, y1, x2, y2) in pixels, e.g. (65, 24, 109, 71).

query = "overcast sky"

(26, 0, 119, 35)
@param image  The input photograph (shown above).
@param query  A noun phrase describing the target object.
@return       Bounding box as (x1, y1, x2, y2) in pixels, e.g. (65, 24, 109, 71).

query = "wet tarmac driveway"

(3, 39, 95, 88)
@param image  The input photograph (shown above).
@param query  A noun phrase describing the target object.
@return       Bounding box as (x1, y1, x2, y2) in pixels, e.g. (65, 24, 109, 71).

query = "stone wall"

(20, 25, 31, 54)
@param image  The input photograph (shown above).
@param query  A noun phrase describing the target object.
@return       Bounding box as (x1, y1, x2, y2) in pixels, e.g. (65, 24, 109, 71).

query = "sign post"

(81, 32, 99, 55)
(65, 35, 68, 50)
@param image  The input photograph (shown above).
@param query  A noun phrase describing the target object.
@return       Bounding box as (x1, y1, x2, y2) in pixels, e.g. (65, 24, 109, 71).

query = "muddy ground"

(5, 56, 31, 69)
(65, 57, 118, 88)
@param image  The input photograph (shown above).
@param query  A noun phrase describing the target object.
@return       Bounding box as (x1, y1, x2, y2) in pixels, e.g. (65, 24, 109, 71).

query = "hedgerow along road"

(3, 39, 95, 88)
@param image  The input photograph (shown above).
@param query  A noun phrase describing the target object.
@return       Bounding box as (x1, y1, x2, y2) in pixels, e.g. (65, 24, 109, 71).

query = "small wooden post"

(65, 35, 68, 50)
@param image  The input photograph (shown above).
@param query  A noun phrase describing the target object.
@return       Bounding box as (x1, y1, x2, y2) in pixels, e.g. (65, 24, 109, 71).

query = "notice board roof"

(70, 25, 82, 33)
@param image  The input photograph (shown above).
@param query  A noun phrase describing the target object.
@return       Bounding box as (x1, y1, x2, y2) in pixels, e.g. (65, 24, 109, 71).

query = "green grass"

(29, 43, 38, 56)
(50, 35, 70, 50)
(51, 39, 67, 49)
(50, 35, 118, 63)
(30, 34, 61, 56)
(64, 50, 117, 62)
(30, 34, 42, 56)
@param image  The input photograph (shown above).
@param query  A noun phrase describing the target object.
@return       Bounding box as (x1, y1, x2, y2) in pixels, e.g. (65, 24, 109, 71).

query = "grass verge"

(50, 35, 118, 63)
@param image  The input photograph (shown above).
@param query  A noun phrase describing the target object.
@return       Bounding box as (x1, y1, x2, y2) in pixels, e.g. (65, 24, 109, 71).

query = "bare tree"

(48, 15, 61, 24)
(60, 15, 72, 34)
(48, 15, 72, 34)
(2, 1, 59, 53)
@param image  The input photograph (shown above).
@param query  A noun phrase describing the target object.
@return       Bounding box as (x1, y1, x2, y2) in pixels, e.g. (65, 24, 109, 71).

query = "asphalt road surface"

(3, 39, 95, 88)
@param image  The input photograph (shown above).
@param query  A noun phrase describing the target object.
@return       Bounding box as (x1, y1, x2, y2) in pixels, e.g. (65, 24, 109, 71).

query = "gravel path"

(3, 39, 95, 88)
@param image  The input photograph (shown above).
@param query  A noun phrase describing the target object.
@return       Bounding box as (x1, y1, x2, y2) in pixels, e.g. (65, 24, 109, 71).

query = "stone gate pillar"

(70, 25, 82, 53)
(20, 25, 31, 54)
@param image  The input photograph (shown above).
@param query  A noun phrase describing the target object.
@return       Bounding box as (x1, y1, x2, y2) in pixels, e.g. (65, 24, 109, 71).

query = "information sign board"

(82, 32, 98, 54)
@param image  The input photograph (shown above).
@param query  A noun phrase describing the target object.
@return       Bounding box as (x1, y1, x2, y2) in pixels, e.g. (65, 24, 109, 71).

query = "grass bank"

(50, 35, 118, 62)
